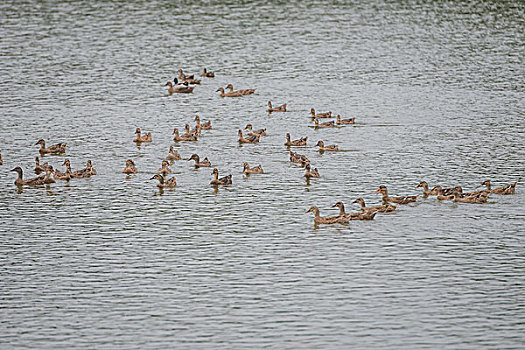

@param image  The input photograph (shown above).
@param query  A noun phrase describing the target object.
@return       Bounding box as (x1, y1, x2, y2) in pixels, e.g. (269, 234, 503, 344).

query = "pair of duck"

(216, 84, 256, 97)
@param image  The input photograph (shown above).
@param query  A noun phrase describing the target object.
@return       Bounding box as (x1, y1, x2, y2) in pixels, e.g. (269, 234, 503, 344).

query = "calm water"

(1, 0, 524, 348)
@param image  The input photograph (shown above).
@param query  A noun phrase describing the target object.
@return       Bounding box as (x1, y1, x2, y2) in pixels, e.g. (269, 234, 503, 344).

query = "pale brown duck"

(376, 185, 418, 204)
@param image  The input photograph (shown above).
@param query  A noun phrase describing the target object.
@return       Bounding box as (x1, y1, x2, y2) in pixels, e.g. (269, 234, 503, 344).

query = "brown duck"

(416, 181, 436, 196)
(173, 128, 197, 142)
(244, 124, 268, 136)
(376, 185, 418, 204)
(284, 133, 307, 146)
(11, 166, 45, 186)
(210, 168, 232, 185)
(35, 139, 67, 155)
(122, 159, 138, 174)
(166, 146, 181, 161)
(238, 130, 260, 144)
(34, 156, 52, 174)
(195, 115, 212, 130)
(151, 174, 177, 188)
(188, 154, 212, 168)
(200, 68, 215, 77)
(482, 180, 517, 195)
(304, 164, 320, 178)
(133, 128, 152, 143)
(353, 198, 396, 213)
(243, 162, 264, 174)
(310, 108, 332, 118)
(315, 140, 338, 151)
(216, 87, 243, 97)
(226, 83, 255, 95)
(267, 101, 287, 112)
(306, 206, 349, 224)
(314, 118, 335, 128)
(336, 115, 355, 125)
(332, 201, 377, 220)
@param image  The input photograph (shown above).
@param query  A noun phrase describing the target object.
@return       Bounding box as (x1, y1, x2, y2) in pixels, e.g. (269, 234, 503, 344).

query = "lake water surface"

(1, 1, 524, 348)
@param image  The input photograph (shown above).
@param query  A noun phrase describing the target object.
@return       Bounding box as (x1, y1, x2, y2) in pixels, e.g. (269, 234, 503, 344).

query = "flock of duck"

(3, 67, 519, 225)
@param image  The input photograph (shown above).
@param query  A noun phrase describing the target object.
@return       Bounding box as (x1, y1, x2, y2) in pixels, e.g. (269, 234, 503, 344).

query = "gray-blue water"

(1, 1, 524, 348)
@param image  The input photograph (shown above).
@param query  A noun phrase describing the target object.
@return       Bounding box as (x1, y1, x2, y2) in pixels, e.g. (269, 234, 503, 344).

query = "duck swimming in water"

(243, 162, 264, 174)
(376, 185, 418, 204)
(165, 80, 194, 94)
(244, 124, 268, 136)
(133, 128, 152, 143)
(314, 118, 335, 128)
(11, 166, 44, 186)
(173, 128, 198, 142)
(332, 201, 377, 220)
(315, 140, 338, 151)
(188, 154, 212, 168)
(238, 130, 260, 144)
(200, 68, 215, 77)
(122, 159, 138, 174)
(210, 168, 232, 185)
(310, 108, 331, 119)
(306, 206, 349, 224)
(35, 139, 67, 155)
(284, 133, 307, 146)
(165, 145, 181, 161)
(304, 164, 320, 178)
(353, 198, 396, 213)
(151, 173, 177, 188)
(226, 83, 255, 95)
(267, 101, 287, 112)
(216, 87, 243, 97)
(481, 180, 517, 195)
(34, 156, 52, 174)
(336, 115, 355, 125)
(195, 115, 212, 130)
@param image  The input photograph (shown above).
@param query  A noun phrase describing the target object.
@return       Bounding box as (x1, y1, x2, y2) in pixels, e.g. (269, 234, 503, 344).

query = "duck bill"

(375, 189, 381, 194)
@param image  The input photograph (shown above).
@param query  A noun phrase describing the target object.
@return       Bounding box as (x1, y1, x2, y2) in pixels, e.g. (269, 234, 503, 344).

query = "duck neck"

(484, 182, 491, 190)
(338, 205, 346, 216)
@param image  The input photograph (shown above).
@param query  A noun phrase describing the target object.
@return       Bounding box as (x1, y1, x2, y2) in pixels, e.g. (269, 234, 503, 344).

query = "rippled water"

(1, 1, 524, 348)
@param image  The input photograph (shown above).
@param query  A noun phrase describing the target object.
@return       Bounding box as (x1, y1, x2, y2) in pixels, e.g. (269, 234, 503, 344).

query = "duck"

(336, 115, 356, 125)
(34, 156, 52, 174)
(63, 159, 92, 178)
(376, 185, 418, 204)
(431, 185, 457, 196)
(184, 123, 201, 138)
(173, 128, 198, 142)
(157, 160, 172, 174)
(415, 181, 436, 196)
(314, 118, 335, 128)
(35, 139, 67, 155)
(353, 198, 396, 213)
(310, 108, 332, 119)
(243, 162, 263, 174)
(122, 159, 138, 174)
(433, 186, 454, 200)
(195, 115, 212, 130)
(188, 154, 211, 168)
(166, 146, 181, 161)
(244, 124, 268, 136)
(177, 69, 194, 80)
(165, 81, 194, 94)
(226, 83, 255, 95)
(482, 180, 517, 195)
(289, 151, 310, 165)
(11, 166, 45, 186)
(315, 140, 338, 151)
(332, 201, 377, 220)
(42, 168, 56, 184)
(284, 133, 307, 146)
(210, 168, 232, 185)
(267, 101, 287, 112)
(238, 130, 260, 144)
(216, 87, 243, 97)
(53, 163, 71, 181)
(306, 206, 349, 224)
(304, 164, 320, 178)
(151, 173, 177, 188)
(133, 128, 152, 143)
(453, 190, 488, 204)
(83, 160, 97, 176)
(200, 68, 215, 77)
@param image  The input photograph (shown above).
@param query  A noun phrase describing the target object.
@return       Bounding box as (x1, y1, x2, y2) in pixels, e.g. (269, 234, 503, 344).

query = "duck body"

(377, 185, 418, 204)
(336, 115, 355, 125)
(189, 154, 211, 168)
(226, 84, 255, 95)
(200, 68, 215, 77)
(244, 124, 268, 136)
(267, 101, 287, 112)
(333, 201, 376, 221)
(310, 108, 332, 118)
(353, 198, 396, 213)
(35, 139, 67, 155)
(151, 174, 177, 188)
(304, 164, 320, 178)
(315, 140, 338, 151)
(453, 192, 488, 204)
(482, 180, 517, 195)
(306, 206, 349, 224)
(165, 81, 194, 94)
(284, 133, 307, 146)
(11, 166, 44, 186)
(210, 168, 232, 185)
(243, 162, 263, 174)
(173, 128, 198, 142)
(238, 130, 260, 144)
(216, 87, 243, 97)
(314, 118, 335, 128)
(133, 128, 152, 143)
